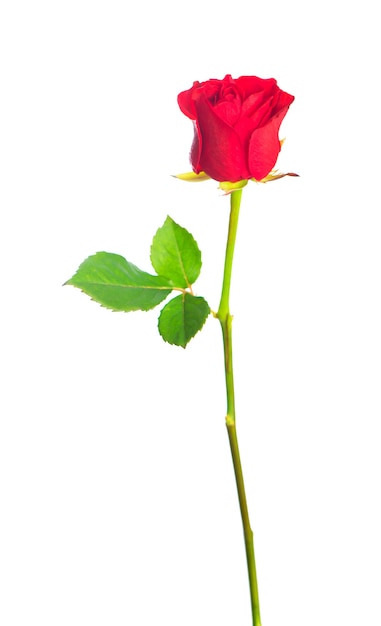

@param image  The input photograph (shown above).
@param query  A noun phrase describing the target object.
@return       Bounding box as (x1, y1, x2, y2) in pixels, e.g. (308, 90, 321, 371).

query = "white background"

(1, 1, 380, 625)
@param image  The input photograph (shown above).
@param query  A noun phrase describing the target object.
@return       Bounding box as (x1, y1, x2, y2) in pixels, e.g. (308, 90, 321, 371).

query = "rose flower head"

(178, 74, 294, 184)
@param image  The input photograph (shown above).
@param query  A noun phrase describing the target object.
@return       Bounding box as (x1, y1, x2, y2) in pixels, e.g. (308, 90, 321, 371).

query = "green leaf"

(65, 252, 173, 311)
(158, 293, 210, 348)
(150, 216, 202, 289)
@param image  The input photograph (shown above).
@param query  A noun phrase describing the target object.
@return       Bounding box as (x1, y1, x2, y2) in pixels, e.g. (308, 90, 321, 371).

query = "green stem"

(217, 189, 261, 626)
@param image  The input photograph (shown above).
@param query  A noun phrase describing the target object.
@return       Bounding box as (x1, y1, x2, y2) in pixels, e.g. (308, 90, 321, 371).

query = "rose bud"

(178, 74, 294, 183)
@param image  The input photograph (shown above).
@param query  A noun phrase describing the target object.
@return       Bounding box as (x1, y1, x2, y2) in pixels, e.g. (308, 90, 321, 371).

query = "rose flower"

(178, 74, 294, 183)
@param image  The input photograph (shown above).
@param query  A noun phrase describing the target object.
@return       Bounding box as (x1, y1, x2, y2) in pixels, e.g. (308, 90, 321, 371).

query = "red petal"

(177, 87, 197, 120)
(235, 96, 272, 142)
(235, 76, 277, 100)
(213, 92, 241, 126)
(178, 79, 223, 120)
(248, 106, 289, 180)
(190, 121, 202, 173)
(274, 90, 295, 113)
(193, 93, 248, 182)
(241, 91, 265, 117)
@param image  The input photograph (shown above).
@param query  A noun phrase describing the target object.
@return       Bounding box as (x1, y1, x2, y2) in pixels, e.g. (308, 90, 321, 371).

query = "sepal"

(254, 170, 299, 183)
(173, 171, 211, 182)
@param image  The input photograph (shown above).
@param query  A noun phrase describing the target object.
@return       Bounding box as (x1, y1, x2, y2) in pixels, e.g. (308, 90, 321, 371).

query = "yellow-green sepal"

(173, 171, 211, 182)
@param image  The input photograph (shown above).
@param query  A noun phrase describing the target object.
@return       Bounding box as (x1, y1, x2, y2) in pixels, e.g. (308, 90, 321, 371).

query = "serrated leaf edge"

(158, 293, 210, 348)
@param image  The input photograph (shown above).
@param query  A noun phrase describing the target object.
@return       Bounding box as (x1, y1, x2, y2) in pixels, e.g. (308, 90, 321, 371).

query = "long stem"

(217, 189, 261, 626)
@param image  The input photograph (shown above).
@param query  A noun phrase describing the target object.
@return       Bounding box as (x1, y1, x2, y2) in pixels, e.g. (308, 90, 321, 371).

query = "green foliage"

(151, 216, 201, 288)
(158, 294, 210, 348)
(66, 217, 210, 346)
(65, 252, 173, 312)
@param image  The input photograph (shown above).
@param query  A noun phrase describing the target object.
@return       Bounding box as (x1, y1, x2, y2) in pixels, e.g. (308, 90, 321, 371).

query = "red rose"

(178, 74, 294, 183)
